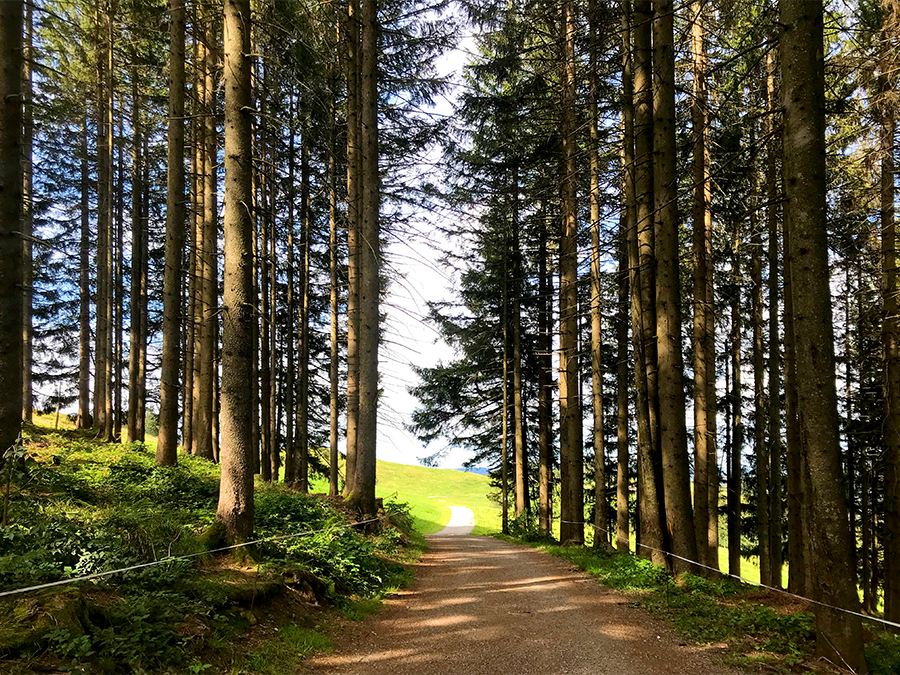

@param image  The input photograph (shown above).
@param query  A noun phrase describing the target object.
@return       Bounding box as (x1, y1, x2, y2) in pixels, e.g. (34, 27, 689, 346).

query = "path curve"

(433, 505, 475, 536)
(304, 535, 743, 675)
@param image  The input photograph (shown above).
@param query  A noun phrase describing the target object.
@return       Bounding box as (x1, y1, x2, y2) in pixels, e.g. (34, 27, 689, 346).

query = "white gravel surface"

(433, 506, 475, 536)
(303, 535, 745, 674)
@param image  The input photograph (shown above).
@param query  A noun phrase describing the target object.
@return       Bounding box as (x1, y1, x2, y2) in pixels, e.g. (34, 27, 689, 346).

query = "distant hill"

(455, 466, 489, 476)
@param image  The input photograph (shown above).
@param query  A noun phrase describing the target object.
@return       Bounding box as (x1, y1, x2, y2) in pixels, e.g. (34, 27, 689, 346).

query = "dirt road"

(304, 530, 743, 674)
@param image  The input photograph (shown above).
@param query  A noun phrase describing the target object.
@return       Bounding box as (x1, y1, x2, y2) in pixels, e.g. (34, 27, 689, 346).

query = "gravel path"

(304, 528, 744, 674)
(433, 506, 475, 536)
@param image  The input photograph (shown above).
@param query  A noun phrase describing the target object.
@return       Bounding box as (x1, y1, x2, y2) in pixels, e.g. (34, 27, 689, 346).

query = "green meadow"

(310, 458, 501, 535)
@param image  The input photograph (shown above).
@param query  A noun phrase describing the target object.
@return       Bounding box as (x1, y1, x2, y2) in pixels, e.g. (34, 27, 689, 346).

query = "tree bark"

(617, 15, 633, 550)
(196, 9, 218, 461)
(511, 169, 527, 520)
(157, 0, 186, 465)
(538, 201, 552, 535)
(780, 3, 866, 667)
(617, 216, 630, 553)
(653, 0, 696, 574)
(783, 185, 806, 595)
(114, 109, 125, 442)
(559, 0, 583, 545)
(690, 0, 712, 569)
(217, 0, 255, 543)
(329, 80, 340, 497)
(0, 0, 23, 456)
(343, 0, 361, 497)
(21, 3, 31, 423)
(284, 93, 296, 488)
(298, 110, 311, 491)
(766, 49, 783, 588)
(729, 217, 742, 579)
(589, 0, 608, 549)
(346, 0, 379, 517)
(259, 98, 272, 481)
(268, 119, 278, 483)
(632, 0, 666, 566)
(880, 25, 900, 621)
(127, 74, 144, 443)
(102, 4, 115, 443)
(862, 457, 873, 612)
(751, 119, 770, 586)
(94, 6, 109, 436)
(137, 135, 149, 440)
(502, 271, 510, 535)
(78, 120, 92, 429)
(184, 20, 200, 456)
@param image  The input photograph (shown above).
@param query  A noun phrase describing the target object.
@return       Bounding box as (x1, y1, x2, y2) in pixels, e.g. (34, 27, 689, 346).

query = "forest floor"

(301, 531, 744, 675)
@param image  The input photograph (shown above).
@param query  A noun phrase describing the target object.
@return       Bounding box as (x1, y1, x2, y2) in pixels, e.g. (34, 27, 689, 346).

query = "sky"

(373, 33, 478, 469)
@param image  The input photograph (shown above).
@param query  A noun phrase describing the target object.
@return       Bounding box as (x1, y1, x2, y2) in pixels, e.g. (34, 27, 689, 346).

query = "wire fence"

(559, 517, 900, 632)
(0, 515, 384, 599)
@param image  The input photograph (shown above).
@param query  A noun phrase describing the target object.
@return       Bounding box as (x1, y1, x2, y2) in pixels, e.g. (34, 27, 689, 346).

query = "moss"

(199, 521, 227, 552)
(0, 589, 87, 656)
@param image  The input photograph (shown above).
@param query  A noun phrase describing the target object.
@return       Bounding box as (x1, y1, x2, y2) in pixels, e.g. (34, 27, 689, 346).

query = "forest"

(0, 0, 899, 672)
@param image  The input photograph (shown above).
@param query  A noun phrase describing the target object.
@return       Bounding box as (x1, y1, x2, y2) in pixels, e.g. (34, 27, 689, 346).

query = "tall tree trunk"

(766, 49, 783, 588)
(690, 0, 712, 569)
(343, 0, 361, 497)
(750, 113, 771, 587)
(653, 0, 696, 574)
(94, 6, 109, 435)
(783, 183, 806, 595)
(196, 11, 218, 461)
(632, 0, 666, 566)
(137, 136, 149, 440)
(617, 17, 633, 550)
(114, 110, 124, 442)
(729, 218, 742, 578)
(347, 0, 380, 517)
(127, 75, 144, 443)
(157, 0, 186, 465)
(21, 3, 31, 423)
(269, 146, 279, 483)
(559, 0, 583, 545)
(250, 152, 260, 475)
(190, 25, 205, 458)
(0, 0, 23, 456)
(589, 0, 608, 549)
(284, 93, 296, 488)
(502, 269, 510, 535)
(862, 457, 873, 612)
(329, 81, 340, 497)
(102, 4, 115, 443)
(78, 120, 92, 429)
(217, 0, 255, 543)
(298, 111, 311, 492)
(616, 216, 630, 552)
(538, 202, 552, 535)
(880, 32, 900, 622)
(780, 2, 866, 668)
(259, 145, 271, 480)
(184, 19, 201, 456)
(511, 169, 527, 519)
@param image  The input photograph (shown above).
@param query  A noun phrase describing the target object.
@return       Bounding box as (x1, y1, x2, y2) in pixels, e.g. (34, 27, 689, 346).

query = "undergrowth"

(0, 423, 420, 674)
(502, 535, 900, 674)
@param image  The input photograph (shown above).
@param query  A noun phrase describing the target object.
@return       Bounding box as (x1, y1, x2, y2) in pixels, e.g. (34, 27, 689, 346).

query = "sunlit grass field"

(310, 457, 501, 535)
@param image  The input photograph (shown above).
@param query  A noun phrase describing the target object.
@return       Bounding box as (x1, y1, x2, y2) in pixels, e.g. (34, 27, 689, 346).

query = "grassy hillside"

(0, 419, 422, 674)
(311, 458, 501, 536)
(41, 411, 500, 536)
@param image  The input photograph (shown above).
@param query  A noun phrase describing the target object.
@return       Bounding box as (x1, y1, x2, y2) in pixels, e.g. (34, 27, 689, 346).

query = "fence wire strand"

(558, 518, 900, 632)
(0, 516, 384, 599)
